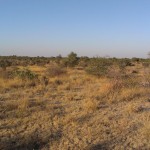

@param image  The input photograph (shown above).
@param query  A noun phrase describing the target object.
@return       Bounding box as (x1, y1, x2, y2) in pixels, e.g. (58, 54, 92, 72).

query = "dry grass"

(0, 78, 25, 90)
(82, 99, 98, 112)
(0, 64, 150, 150)
(141, 121, 150, 141)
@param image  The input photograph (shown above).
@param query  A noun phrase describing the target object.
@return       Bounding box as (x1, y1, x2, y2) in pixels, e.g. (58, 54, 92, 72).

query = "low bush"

(85, 58, 112, 77)
(0, 60, 12, 71)
(117, 59, 133, 71)
(13, 69, 38, 80)
(46, 65, 66, 77)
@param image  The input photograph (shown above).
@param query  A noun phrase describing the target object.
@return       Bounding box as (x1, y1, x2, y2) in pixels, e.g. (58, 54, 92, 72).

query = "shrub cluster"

(86, 58, 112, 77)
(13, 69, 38, 80)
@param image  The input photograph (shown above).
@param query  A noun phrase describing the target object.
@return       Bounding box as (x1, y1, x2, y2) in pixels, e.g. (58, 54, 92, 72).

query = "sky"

(0, 0, 150, 58)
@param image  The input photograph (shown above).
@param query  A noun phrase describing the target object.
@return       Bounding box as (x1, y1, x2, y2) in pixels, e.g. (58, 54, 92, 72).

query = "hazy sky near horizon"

(0, 0, 150, 58)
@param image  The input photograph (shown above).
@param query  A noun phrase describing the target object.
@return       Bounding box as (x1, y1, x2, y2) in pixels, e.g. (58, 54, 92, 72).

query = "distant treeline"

(0, 52, 150, 72)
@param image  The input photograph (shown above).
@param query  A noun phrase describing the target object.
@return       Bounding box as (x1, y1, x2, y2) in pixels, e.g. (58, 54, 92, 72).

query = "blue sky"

(0, 0, 150, 57)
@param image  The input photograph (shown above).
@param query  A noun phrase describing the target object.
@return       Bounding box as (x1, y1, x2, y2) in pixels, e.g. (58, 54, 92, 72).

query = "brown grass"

(82, 99, 98, 112)
(0, 64, 150, 149)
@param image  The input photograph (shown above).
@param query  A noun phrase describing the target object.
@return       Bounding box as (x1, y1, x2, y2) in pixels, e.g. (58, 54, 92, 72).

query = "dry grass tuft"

(83, 99, 98, 112)
(18, 98, 30, 110)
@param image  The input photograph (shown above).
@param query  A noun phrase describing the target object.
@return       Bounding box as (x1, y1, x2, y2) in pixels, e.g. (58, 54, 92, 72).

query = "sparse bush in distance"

(46, 65, 66, 77)
(86, 58, 112, 77)
(117, 59, 133, 71)
(78, 56, 90, 67)
(132, 57, 140, 63)
(55, 54, 62, 64)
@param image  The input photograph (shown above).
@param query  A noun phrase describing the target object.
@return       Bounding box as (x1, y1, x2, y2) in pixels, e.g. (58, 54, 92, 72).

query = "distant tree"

(67, 52, 78, 67)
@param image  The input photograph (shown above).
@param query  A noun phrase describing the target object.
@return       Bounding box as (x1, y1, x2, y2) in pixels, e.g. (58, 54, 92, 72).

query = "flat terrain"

(0, 63, 150, 150)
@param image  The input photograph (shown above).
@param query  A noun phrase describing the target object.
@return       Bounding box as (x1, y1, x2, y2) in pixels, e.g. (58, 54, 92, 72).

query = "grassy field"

(0, 58, 150, 150)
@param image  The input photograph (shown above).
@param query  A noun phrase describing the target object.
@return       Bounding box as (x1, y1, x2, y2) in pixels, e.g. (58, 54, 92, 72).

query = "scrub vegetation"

(0, 53, 150, 150)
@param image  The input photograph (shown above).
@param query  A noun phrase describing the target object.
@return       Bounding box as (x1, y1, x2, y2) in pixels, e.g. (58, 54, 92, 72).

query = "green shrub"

(13, 69, 38, 80)
(86, 58, 112, 77)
